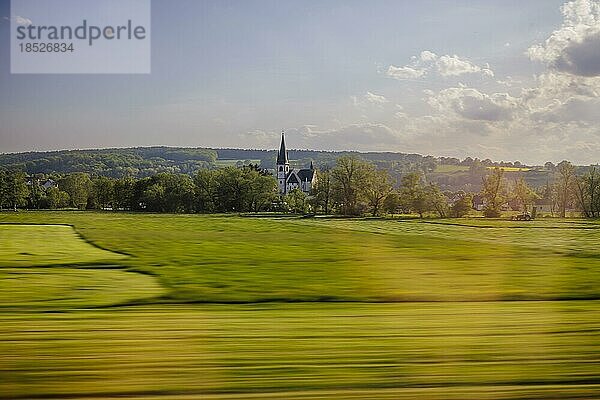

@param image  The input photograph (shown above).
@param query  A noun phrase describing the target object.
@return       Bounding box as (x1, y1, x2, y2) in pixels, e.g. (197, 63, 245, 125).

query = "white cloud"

(376, 1, 600, 163)
(364, 91, 388, 104)
(419, 50, 438, 63)
(386, 51, 495, 80)
(386, 65, 425, 79)
(436, 55, 494, 77)
(427, 87, 519, 121)
(528, 0, 600, 76)
(351, 92, 390, 111)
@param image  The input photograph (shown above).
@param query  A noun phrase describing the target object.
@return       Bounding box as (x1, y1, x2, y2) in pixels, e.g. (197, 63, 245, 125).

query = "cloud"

(288, 123, 403, 150)
(436, 55, 494, 77)
(386, 51, 494, 80)
(386, 65, 425, 79)
(372, 1, 600, 163)
(427, 87, 519, 121)
(363, 92, 388, 104)
(528, 0, 600, 76)
(351, 92, 389, 112)
(531, 96, 600, 124)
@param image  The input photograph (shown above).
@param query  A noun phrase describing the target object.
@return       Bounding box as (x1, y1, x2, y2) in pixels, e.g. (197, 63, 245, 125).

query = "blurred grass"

(0, 222, 164, 309)
(0, 224, 126, 267)
(1, 302, 599, 398)
(1, 212, 600, 302)
(0, 268, 165, 309)
(1, 213, 600, 398)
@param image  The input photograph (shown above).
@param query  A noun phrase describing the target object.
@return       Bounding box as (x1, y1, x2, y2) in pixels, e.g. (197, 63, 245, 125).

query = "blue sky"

(2, 0, 600, 164)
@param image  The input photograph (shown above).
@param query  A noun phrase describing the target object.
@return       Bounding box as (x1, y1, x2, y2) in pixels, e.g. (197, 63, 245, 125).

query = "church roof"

(276, 131, 288, 165)
(287, 173, 299, 184)
(297, 169, 315, 182)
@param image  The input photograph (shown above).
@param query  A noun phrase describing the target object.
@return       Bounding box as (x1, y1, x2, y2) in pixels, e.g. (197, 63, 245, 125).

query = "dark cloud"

(554, 32, 600, 76)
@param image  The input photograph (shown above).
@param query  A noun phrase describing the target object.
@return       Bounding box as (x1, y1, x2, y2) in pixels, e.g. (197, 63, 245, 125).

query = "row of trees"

(479, 161, 600, 218)
(0, 165, 276, 213)
(304, 156, 471, 217)
(2, 158, 599, 218)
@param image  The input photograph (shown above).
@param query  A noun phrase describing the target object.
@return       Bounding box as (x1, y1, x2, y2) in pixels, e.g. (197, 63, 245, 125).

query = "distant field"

(433, 164, 469, 173)
(487, 166, 532, 172)
(214, 159, 261, 166)
(1, 212, 600, 398)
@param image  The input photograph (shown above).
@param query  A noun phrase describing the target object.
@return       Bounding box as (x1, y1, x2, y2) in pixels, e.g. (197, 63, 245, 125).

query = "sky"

(1, 0, 599, 164)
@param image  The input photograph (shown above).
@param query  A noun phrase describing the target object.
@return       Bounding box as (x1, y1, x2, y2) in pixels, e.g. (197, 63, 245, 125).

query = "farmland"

(1, 212, 599, 398)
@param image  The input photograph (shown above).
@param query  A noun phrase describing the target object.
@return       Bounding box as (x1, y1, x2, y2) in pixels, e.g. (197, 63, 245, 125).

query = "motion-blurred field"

(1, 212, 599, 398)
(2, 212, 600, 303)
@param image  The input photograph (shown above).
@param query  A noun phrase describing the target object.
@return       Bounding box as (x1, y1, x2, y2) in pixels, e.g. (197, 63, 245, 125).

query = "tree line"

(478, 161, 600, 218)
(0, 164, 277, 213)
(1, 157, 599, 218)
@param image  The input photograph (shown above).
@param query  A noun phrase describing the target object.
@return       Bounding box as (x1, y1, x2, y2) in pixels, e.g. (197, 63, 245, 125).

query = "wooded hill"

(0, 146, 591, 192)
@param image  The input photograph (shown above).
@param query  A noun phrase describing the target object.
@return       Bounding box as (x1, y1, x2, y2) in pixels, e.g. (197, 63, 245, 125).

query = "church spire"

(276, 129, 288, 165)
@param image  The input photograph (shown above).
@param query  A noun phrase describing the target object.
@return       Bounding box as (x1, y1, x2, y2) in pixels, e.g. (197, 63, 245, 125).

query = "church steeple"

(276, 130, 288, 165)
(276, 130, 289, 195)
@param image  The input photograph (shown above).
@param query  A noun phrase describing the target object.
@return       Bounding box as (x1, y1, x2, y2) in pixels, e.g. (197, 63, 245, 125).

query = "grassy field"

(2, 302, 599, 399)
(0, 224, 126, 267)
(486, 166, 532, 172)
(1, 212, 599, 398)
(433, 164, 470, 173)
(2, 212, 600, 303)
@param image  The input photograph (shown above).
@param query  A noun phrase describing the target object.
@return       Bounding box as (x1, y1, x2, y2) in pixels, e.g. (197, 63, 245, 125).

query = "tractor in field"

(512, 212, 533, 221)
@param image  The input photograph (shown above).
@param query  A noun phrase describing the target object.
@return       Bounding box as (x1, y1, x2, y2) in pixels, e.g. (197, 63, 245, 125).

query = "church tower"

(276, 130, 289, 195)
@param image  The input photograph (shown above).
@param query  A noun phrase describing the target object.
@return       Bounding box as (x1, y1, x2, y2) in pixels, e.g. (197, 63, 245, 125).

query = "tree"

(285, 188, 308, 214)
(556, 161, 575, 218)
(481, 167, 507, 218)
(451, 193, 472, 218)
(311, 167, 333, 214)
(140, 173, 195, 213)
(60, 173, 92, 209)
(574, 166, 600, 218)
(364, 167, 394, 216)
(214, 167, 250, 212)
(27, 175, 45, 210)
(512, 177, 538, 213)
(113, 176, 136, 210)
(46, 187, 70, 209)
(399, 172, 429, 218)
(0, 169, 6, 210)
(426, 183, 448, 218)
(331, 156, 371, 215)
(383, 191, 401, 215)
(247, 173, 277, 212)
(194, 169, 218, 213)
(92, 176, 115, 209)
(1, 170, 28, 210)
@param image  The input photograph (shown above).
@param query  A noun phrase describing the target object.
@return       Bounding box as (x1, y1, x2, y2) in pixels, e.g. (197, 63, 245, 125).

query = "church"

(275, 131, 316, 195)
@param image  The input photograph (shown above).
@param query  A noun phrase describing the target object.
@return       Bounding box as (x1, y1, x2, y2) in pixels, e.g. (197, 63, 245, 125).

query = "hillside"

(0, 146, 573, 191)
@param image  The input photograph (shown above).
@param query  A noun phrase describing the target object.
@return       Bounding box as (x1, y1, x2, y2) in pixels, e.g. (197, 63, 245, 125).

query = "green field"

(433, 164, 470, 173)
(1, 212, 599, 398)
(486, 166, 532, 172)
